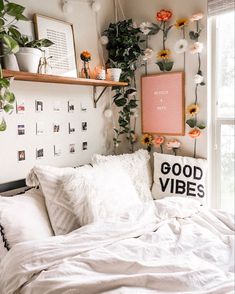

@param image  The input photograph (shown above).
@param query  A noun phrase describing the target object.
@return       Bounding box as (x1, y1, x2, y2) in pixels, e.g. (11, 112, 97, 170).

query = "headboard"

(0, 179, 27, 195)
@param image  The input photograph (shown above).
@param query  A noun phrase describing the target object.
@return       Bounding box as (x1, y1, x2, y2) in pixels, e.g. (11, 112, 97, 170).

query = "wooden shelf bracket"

(93, 86, 108, 108)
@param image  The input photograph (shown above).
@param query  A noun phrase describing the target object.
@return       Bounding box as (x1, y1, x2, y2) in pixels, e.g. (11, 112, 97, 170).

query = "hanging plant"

(103, 19, 144, 153)
(154, 9, 174, 72)
(0, 0, 28, 131)
(186, 12, 206, 158)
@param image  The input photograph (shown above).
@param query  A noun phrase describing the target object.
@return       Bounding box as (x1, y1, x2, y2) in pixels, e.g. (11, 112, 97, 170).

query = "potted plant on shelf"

(10, 34, 54, 73)
(0, 0, 28, 131)
(106, 60, 122, 82)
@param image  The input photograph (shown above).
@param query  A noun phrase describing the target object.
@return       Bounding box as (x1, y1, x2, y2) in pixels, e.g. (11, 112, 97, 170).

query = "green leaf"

(0, 18, 4, 27)
(156, 61, 165, 72)
(164, 61, 174, 72)
(3, 34, 19, 54)
(189, 31, 199, 41)
(27, 39, 54, 49)
(8, 27, 21, 40)
(114, 98, 127, 107)
(129, 99, 138, 108)
(5, 3, 25, 17)
(4, 91, 15, 104)
(0, 118, 7, 132)
(186, 118, 196, 128)
(0, 0, 4, 11)
(0, 78, 10, 88)
(197, 123, 206, 130)
(3, 103, 14, 113)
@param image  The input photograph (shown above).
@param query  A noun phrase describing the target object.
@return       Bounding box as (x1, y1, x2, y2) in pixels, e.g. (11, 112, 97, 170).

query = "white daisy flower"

(139, 21, 152, 35)
(194, 74, 204, 84)
(190, 42, 203, 54)
(174, 39, 188, 54)
(143, 48, 153, 61)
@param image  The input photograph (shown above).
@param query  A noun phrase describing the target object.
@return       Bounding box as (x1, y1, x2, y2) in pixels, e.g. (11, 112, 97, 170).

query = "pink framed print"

(141, 72, 185, 135)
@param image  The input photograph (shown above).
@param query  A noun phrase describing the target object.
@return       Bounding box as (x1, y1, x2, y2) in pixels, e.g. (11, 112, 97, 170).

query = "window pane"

(216, 12, 235, 118)
(220, 124, 235, 212)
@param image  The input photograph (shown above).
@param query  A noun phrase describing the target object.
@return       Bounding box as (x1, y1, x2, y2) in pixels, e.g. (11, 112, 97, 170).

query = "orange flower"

(80, 51, 91, 61)
(188, 128, 201, 138)
(156, 9, 172, 22)
(157, 49, 171, 59)
(153, 136, 165, 146)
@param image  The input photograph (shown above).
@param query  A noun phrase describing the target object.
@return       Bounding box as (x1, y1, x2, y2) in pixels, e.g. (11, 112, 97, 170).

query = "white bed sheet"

(0, 197, 234, 294)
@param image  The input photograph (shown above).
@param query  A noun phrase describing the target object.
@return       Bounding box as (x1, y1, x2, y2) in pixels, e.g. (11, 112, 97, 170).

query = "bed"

(0, 150, 234, 294)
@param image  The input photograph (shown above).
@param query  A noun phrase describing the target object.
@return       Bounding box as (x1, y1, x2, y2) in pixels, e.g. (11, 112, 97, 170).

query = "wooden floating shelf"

(3, 70, 128, 87)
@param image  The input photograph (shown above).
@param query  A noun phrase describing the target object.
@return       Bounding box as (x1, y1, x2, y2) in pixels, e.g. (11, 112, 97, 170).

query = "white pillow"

(26, 165, 91, 235)
(0, 189, 53, 263)
(92, 149, 153, 202)
(62, 161, 142, 226)
(152, 153, 207, 203)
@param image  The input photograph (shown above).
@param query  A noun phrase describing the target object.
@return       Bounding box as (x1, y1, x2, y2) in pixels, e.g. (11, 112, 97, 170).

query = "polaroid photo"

(53, 123, 60, 133)
(68, 101, 75, 113)
(53, 101, 61, 112)
(36, 148, 44, 159)
(17, 124, 25, 135)
(82, 122, 87, 131)
(35, 100, 43, 112)
(16, 101, 25, 114)
(69, 144, 75, 154)
(80, 102, 87, 112)
(18, 150, 25, 161)
(69, 123, 75, 134)
(54, 145, 62, 157)
(82, 142, 88, 151)
(36, 122, 44, 135)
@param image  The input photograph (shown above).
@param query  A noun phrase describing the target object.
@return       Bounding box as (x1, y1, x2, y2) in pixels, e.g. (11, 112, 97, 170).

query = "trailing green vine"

(103, 19, 144, 153)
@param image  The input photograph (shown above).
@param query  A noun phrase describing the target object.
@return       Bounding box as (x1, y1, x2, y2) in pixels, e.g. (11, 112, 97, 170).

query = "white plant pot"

(107, 68, 122, 82)
(15, 47, 42, 73)
(3, 54, 19, 71)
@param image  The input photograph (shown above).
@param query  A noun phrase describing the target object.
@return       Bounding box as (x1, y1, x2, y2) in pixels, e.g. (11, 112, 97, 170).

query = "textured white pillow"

(0, 189, 53, 263)
(62, 161, 142, 226)
(92, 149, 153, 202)
(152, 153, 207, 203)
(26, 165, 92, 235)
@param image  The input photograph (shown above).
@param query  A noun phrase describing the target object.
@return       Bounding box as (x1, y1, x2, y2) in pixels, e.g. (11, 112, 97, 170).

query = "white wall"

(123, 0, 208, 158)
(0, 0, 208, 184)
(0, 0, 115, 184)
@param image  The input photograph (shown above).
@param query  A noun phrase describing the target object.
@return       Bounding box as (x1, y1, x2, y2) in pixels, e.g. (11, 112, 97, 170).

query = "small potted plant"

(106, 59, 122, 82)
(11, 34, 54, 73)
(0, 0, 28, 131)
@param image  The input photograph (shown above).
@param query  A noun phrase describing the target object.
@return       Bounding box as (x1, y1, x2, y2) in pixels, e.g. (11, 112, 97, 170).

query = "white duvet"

(0, 197, 234, 294)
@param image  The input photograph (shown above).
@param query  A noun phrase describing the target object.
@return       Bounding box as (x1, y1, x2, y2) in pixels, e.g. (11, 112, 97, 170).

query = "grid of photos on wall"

(17, 99, 88, 162)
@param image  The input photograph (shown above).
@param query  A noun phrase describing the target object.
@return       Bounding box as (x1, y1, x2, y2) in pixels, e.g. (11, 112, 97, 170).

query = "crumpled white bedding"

(0, 197, 234, 294)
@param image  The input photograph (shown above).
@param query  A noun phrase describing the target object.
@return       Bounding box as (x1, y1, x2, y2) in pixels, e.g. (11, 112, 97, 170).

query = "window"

(209, 10, 235, 212)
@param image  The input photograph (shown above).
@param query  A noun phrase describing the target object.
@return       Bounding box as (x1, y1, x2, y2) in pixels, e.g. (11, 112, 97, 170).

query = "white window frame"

(208, 15, 235, 209)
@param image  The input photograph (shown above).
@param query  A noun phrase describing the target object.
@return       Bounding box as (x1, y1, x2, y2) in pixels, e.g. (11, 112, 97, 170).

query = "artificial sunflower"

(175, 18, 189, 29)
(157, 49, 171, 60)
(141, 133, 153, 146)
(187, 104, 200, 116)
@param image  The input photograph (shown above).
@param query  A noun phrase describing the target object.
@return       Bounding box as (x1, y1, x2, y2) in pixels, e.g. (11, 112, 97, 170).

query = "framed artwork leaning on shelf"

(34, 14, 78, 77)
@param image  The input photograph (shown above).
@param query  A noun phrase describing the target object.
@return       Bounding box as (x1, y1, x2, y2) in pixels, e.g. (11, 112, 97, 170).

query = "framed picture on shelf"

(141, 72, 185, 136)
(34, 14, 78, 77)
